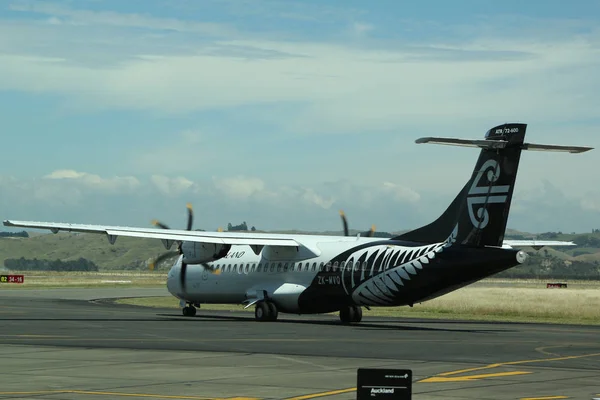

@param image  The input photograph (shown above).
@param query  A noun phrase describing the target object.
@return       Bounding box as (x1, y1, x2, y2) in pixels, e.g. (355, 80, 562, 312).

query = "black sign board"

(357, 368, 412, 399)
(547, 283, 568, 288)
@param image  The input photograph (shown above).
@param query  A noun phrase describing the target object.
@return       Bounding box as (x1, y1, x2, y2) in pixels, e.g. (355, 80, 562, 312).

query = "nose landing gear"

(182, 303, 197, 317)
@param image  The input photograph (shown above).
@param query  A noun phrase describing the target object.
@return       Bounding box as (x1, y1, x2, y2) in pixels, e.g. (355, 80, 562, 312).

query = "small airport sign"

(0, 274, 24, 284)
(357, 368, 412, 399)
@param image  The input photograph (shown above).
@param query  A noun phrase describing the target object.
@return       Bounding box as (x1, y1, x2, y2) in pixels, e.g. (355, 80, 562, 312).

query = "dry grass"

(4, 271, 599, 325)
(0, 271, 166, 289)
(375, 286, 600, 325)
(117, 284, 600, 325)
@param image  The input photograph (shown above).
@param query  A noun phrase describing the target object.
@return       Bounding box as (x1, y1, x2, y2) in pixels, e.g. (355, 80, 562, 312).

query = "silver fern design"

(342, 225, 458, 306)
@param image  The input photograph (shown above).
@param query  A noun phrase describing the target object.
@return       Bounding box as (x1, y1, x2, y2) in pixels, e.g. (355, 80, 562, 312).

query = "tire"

(352, 306, 362, 323)
(267, 302, 278, 321)
(339, 307, 350, 323)
(255, 302, 270, 321)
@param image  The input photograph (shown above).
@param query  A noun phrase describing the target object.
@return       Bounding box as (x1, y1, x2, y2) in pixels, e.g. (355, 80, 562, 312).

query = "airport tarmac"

(0, 288, 599, 399)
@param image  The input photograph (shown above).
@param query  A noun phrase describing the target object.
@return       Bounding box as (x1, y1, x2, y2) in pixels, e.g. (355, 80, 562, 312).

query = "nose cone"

(166, 255, 183, 297)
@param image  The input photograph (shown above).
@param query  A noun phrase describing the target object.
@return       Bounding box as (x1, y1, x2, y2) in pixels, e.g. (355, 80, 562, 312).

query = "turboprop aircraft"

(3, 123, 593, 324)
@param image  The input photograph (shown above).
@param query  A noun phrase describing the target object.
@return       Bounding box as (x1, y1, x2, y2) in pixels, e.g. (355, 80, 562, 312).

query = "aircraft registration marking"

(317, 275, 341, 285)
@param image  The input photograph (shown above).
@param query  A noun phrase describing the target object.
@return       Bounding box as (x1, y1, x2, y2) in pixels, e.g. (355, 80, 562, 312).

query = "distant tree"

(0, 231, 29, 238)
(251, 226, 256, 231)
(4, 257, 99, 272)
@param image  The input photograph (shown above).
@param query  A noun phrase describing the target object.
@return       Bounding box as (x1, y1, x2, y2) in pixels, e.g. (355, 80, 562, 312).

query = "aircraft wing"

(2, 220, 300, 248)
(502, 240, 576, 249)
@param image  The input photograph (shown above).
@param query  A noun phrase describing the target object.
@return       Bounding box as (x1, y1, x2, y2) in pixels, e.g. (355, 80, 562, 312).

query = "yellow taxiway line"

(419, 351, 600, 383)
(421, 370, 532, 383)
(284, 387, 356, 399)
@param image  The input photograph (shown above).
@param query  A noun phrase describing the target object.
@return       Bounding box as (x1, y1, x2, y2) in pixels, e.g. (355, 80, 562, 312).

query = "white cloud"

(301, 188, 335, 209)
(8, 1, 236, 36)
(1, 5, 599, 134)
(382, 182, 421, 203)
(213, 176, 266, 200)
(0, 170, 598, 233)
(43, 169, 141, 193)
(351, 22, 374, 36)
(581, 192, 600, 213)
(151, 175, 195, 197)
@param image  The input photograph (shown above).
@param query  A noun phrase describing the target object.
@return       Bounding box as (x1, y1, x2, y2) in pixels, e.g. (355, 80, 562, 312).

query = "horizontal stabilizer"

(416, 137, 593, 153)
(522, 143, 593, 153)
(503, 240, 576, 249)
(415, 137, 507, 150)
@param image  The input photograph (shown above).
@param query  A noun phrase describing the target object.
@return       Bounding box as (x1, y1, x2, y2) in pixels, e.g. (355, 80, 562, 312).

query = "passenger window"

(340, 261, 345, 271)
(283, 262, 288, 272)
(332, 261, 338, 272)
(245, 264, 249, 274)
(297, 262, 302, 271)
(270, 264, 275, 273)
(326, 262, 331, 272)
(347, 261, 353, 271)
(320, 262, 325, 271)
(257, 263, 262, 272)
(277, 263, 282, 272)
(251, 264, 256, 273)
(233, 264, 237, 272)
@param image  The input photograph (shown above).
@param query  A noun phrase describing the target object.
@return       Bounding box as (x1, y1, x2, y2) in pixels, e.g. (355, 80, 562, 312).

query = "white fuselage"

(164, 232, 455, 314)
(166, 235, 380, 305)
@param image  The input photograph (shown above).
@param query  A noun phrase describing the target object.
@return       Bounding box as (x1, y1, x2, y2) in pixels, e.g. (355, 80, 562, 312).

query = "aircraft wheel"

(340, 306, 361, 324)
(351, 306, 362, 323)
(267, 301, 278, 321)
(255, 302, 271, 321)
(182, 305, 196, 317)
(340, 306, 354, 324)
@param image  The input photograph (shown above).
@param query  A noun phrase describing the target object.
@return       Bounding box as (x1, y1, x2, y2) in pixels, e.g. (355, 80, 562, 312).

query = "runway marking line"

(0, 390, 258, 399)
(283, 387, 356, 399)
(420, 370, 532, 383)
(419, 352, 600, 383)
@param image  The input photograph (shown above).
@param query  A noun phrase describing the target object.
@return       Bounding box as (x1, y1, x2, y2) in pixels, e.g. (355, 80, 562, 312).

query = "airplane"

(3, 123, 593, 324)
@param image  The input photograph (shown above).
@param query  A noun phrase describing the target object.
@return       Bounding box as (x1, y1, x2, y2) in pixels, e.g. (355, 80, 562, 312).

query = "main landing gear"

(182, 303, 197, 317)
(339, 305, 362, 324)
(254, 301, 278, 322)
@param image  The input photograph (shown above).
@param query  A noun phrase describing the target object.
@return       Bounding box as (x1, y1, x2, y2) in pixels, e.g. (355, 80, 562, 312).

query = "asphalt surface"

(0, 288, 599, 400)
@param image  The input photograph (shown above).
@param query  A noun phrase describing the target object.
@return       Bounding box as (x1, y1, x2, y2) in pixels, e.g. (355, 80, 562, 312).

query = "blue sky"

(1, 0, 599, 234)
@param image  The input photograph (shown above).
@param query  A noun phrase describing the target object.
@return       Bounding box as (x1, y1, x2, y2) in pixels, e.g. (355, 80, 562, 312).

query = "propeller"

(339, 210, 376, 237)
(149, 203, 220, 291)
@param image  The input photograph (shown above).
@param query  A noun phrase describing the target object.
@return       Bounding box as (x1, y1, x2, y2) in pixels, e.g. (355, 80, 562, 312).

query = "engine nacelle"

(180, 241, 231, 264)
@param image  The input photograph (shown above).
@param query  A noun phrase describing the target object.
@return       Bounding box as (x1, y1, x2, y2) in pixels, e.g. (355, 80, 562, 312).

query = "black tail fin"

(395, 123, 526, 247)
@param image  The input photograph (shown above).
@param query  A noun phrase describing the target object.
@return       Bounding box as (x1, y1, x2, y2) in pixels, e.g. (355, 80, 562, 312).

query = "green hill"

(1, 228, 600, 279)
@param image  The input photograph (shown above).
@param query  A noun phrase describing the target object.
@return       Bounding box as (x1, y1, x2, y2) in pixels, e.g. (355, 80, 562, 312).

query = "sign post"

(357, 368, 412, 399)
(0, 275, 25, 284)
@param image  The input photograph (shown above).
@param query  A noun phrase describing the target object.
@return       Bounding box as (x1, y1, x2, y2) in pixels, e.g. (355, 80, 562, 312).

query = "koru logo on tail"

(467, 159, 510, 229)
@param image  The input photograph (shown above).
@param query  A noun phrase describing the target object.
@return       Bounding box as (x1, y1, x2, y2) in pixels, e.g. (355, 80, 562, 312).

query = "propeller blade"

(149, 250, 179, 271)
(339, 210, 349, 236)
(152, 219, 170, 230)
(180, 261, 187, 289)
(201, 262, 221, 275)
(186, 203, 194, 231)
(366, 224, 376, 237)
